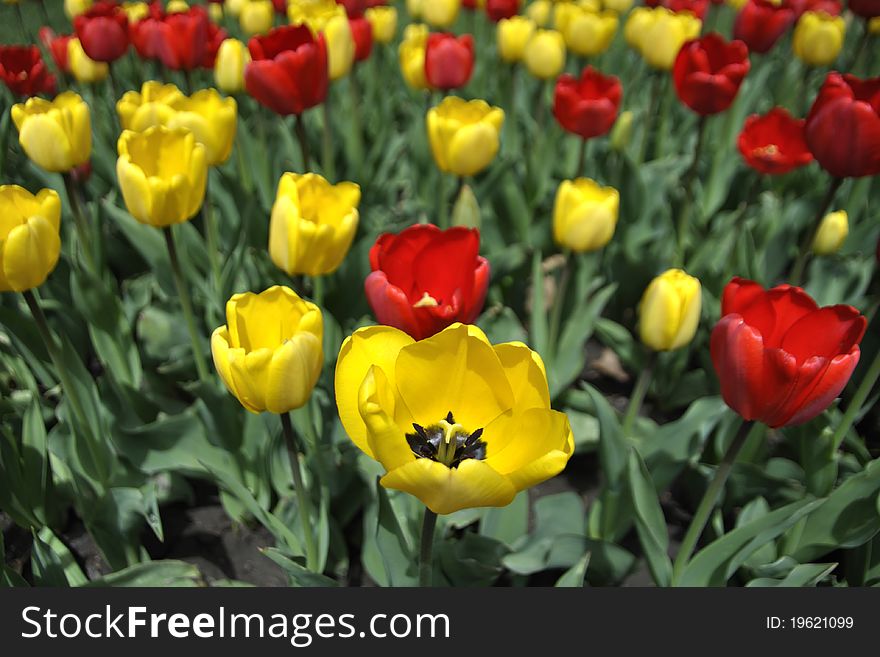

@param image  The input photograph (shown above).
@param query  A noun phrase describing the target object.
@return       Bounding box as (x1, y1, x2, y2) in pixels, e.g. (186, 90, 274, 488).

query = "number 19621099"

(766, 617, 854, 629)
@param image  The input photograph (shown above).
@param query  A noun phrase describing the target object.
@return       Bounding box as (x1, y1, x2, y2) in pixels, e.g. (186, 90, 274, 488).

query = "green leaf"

(361, 479, 417, 587)
(627, 448, 672, 587)
(451, 184, 481, 229)
(260, 548, 339, 587)
(679, 497, 825, 587)
(746, 563, 837, 588)
(555, 553, 591, 587)
(36, 527, 88, 586)
(84, 561, 202, 587)
(481, 491, 528, 548)
(503, 492, 586, 575)
(529, 249, 548, 357)
(790, 459, 880, 562)
(21, 402, 49, 526)
(30, 530, 71, 587)
(437, 534, 507, 587)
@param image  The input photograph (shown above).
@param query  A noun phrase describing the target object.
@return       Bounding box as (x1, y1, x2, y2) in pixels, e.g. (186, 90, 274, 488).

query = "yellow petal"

(493, 342, 550, 411)
(380, 458, 516, 515)
(358, 365, 414, 472)
(264, 332, 323, 413)
(1, 215, 61, 291)
(18, 114, 74, 172)
(335, 325, 414, 457)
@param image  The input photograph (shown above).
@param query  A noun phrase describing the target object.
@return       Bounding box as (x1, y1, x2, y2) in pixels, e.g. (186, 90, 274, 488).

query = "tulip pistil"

(413, 292, 440, 308)
(406, 411, 486, 468)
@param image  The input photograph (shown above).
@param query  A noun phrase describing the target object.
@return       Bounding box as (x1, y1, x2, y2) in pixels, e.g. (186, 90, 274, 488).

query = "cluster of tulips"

(0, 0, 878, 588)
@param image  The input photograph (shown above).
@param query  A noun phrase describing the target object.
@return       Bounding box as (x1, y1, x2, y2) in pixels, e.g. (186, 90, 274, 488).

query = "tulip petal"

(265, 333, 323, 413)
(358, 365, 414, 472)
(1, 216, 61, 291)
(380, 458, 516, 515)
(493, 341, 550, 411)
(780, 306, 868, 363)
(335, 325, 414, 457)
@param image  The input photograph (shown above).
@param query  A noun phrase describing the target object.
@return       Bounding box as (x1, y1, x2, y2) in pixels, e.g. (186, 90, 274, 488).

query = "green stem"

(547, 250, 571, 357)
(576, 138, 587, 179)
(829, 345, 880, 453)
(638, 72, 663, 165)
(202, 176, 223, 315)
(621, 353, 654, 437)
(162, 226, 210, 382)
(675, 115, 708, 267)
(321, 102, 334, 180)
(789, 176, 844, 286)
(672, 421, 759, 584)
(281, 412, 319, 573)
(437, 170, 449, 229)
(310, 275, 325, 308)
(349, 73, 365, 178)
(61, 173, 98, 274)
(418, 507, 438, 588)
(294, 112, 312, 172)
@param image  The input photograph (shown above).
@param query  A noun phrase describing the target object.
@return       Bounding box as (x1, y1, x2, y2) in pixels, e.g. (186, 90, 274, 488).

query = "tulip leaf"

(529, 249, 548, 357)
(481, 491, 529, 548)
(260, 548, 339, 588)
(502, 492, 586, 576)
(746, 563, 838, 588)
(789, 459, 880, 562)
(362, 480, 417, 587)
(21, 401, 50, 527)
(627, 448, 672, 587)
(678, 497, 825, 587)
(83, 561, 203, 587)
(555, 553, 591, 588)
(451, 184, 481, 229)
(437, 534, 508, 587)
(29, 529, 71, 587)
(35, 527, 88, 587)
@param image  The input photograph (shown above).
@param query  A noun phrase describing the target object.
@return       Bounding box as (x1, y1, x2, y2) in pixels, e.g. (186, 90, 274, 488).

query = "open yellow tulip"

(212, 286, 324, 414)
(335, 323, 574, 515)
(0, 186, 62, 293)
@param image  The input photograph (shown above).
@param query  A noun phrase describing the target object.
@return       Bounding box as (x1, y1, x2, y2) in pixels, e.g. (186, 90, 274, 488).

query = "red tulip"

(425, 33, 475, 91)
(789, 0, 841, 17)
(39, 28, 72, 75)
(245, 25, 329, 116)
(553, 67, 623, 140)
(673, 33, 750, 116)
(848, 0, 880, 18)
(462, 0, 479, 9)
(733, 0, 795, 54)
(805, 72, 880, 179)
(350, 17, 373, 62)
(738, 107, 813, 175)
(132, 6, 220, 70)
(645, 0, 710, 19)
(365, 225, 490, 341)
(337, 0, 367, 17)
(0, 46, 56, 97)
(486, 0, 521, 22)
(711, 277, 866, 428)
(73, 1, 129, 63)
(272, 0, 287, 14)
(202, 20, 228, 69)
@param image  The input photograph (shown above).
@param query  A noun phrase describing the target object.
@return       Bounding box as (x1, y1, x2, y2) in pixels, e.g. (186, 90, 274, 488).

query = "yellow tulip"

(812, 210, 848, 255)
(209, 2, 223, 21)
(215, 38, 251, 95)
(870, 18, 880, 36)
(239, 0, 274, 36)
(269, 173, 361, 276)
(552, 178, 619, 253)
(0, 186, 61, 293)
(212, 286, 323, 414)
(524, 29, 566, 79)
(117, 81, 185, 132)
(638, 268, 701, 352)
(726, 0, 747, 8)
(406, 0, 424, 19)
(610, 110, 633, 152)
(793, 12, 846, 67)
(366, 6, 398, 44)
(563, 8, 618, 57)
(67, 38, 109, 84)
(553, 2, 579, 32)
(226, 0, 246, 16)
(625, 6, 701, 70)
(166, 0, 188, 12)
(289, 0, 355, 81)
(64, 0, 92, 19)
(166, 90, 237, 166)
(603, 0, 633, 12)
(427, 97, 505, 177)
(498, 16, 537, 63)
(399, 23, 431, 90)
(11, 92, 91, 174)
(122, 1, 150, 23)
(422, 0, 460, 29)
(526, 0, 552, 26)
(335, 323, 574, 515)
(116, 126, 207, 228)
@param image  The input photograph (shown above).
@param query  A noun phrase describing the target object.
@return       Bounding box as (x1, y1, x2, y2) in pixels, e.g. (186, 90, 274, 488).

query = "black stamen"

(445, 411, 455, 424)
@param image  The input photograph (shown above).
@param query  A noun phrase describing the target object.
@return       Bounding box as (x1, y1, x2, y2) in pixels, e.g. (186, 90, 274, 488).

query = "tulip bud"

(117, 81, 184, 131)
(67, 38, 109, 84)
(212, 286, 323, 414)
(116, 126, 207, 228)
(11, 92, 92, 173)
(239, 0, 274, 36)
(423, 0, 460, 28)
(526, 0, 552, 26)
(497, 16, 536, 62)
(626, 7, 701, 71)
(727, 0, 747, 8)
(639, 268, 701, 352)
(871, 18, 880, 35)
(553, 178, 619, 253)
(812, 210, 848, 255)
(427, 97, 505, 177)
(406, 0, 423, 19)
(166, 89, 238, 166)
(366, 6, 398, 44)
(269, 173, 361, 276)
(793, 11, 845, 67)
(167, 0, 189, 12)
(215, 38, 251, 94)
(399, 23, 431, 90)
(562, 7, 618, 58)
(524, 29, 566, 80)
(122, 1, 149, 23)
(289, 1, 355, 80)
(209, 3, 223, 21)
(64, 0, 93, 19)
(0, 186, 62, 293)
(604, 0, 633, 11)
(610, 110, 633, 152)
